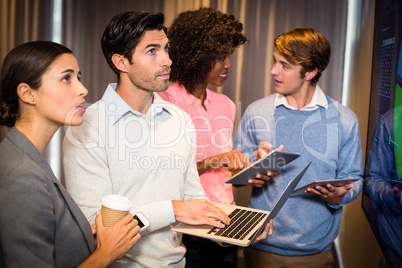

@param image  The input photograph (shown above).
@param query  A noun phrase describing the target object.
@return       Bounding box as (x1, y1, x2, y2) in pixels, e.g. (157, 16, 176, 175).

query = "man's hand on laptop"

(172, 199, 230, 228)
(251, 219, 273, 245)
(248, 143, 284, 187)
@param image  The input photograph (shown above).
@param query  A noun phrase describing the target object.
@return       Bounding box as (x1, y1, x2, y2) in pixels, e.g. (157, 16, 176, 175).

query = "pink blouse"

(158, 83, 236, 204)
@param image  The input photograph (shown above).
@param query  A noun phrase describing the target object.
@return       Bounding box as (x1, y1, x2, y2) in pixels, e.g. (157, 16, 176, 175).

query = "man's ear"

(111, 54, 129, 73)
(17, 83, 36, 104)
(305, 68, 318, 81)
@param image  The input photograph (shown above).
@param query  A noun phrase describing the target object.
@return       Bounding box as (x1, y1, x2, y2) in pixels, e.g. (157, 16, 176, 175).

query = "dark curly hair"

(0, 41, 72, 127)
(168, 7, 248, 93)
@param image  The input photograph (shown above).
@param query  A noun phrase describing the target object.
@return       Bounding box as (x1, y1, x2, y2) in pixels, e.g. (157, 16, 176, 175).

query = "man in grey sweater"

(62, 11, 232, 267)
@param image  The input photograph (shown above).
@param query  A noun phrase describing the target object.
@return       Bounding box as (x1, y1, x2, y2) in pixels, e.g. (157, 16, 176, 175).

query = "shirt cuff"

(165, 200, 176, 224)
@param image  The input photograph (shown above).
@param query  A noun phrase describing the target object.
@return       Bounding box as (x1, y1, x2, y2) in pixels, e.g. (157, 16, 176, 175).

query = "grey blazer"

(0, 127, 95, 267)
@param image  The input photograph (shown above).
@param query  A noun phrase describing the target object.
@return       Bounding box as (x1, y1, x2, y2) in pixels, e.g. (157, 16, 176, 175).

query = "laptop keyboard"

(207, 208, 267, 240)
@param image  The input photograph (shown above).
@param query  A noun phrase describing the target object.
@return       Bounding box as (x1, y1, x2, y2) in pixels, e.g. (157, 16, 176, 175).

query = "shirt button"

(108, 103, 116, 112)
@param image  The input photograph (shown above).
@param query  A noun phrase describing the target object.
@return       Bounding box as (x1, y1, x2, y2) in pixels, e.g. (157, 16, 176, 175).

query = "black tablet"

(225, 150, 300, 186)
(293, 178, 360, 193)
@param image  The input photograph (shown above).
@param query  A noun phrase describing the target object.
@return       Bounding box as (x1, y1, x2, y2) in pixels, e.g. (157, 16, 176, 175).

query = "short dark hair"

(168, 7, 248, 93)
(101, 11, 166, 77)
(0, 41, 72, 127)
(274, 28, 331, 85)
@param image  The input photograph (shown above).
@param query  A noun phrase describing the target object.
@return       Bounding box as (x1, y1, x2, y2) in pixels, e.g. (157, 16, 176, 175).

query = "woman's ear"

(111, 54, 129, 73)
(17, 83, 36, 105)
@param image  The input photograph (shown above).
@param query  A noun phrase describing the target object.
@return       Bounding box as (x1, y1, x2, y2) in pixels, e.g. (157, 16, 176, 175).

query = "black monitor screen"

(362, 0, 402, 267)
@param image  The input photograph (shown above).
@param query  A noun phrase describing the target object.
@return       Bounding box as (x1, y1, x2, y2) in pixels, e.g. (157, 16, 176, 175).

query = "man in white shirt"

(63, 11, 231, 267)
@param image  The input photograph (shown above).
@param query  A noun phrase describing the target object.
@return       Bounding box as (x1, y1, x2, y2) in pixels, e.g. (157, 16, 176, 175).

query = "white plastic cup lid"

(102, 194, 131, 211)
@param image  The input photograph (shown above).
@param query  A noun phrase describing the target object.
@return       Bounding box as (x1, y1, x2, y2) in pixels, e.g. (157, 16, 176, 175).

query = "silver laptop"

(173, 161, 312, 247)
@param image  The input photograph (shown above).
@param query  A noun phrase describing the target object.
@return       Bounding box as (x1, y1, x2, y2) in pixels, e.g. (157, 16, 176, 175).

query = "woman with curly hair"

(159, 7, 264, 267)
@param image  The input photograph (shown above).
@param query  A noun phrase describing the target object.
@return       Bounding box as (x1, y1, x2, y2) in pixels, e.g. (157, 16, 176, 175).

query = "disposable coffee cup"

(101, 195, 131, 227)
